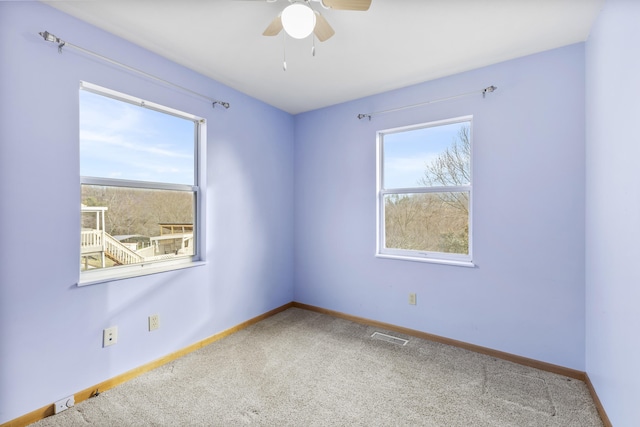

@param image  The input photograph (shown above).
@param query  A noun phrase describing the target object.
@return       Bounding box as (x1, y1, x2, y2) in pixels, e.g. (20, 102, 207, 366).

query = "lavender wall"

(4, 1, 625, 424)
(585, 0, 640, 425)
(0, 2, 294, 423)
(294, 44, 586, 370)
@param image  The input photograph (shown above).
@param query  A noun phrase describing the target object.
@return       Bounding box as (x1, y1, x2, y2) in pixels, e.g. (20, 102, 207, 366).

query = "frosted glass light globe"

(281, 3, 316, 39)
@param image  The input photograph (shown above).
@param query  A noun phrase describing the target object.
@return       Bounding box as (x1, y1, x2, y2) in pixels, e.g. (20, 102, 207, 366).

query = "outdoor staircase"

(81, 230, 145, 266)
(103, 233, 144, 265)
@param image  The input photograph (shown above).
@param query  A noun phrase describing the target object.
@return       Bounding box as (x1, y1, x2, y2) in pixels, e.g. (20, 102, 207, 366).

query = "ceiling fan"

(261, 0, 372, 42)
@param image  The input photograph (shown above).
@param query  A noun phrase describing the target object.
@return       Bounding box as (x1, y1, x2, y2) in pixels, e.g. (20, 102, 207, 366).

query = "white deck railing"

(81, 230, 144, 265)
(81, 230, 103, 254)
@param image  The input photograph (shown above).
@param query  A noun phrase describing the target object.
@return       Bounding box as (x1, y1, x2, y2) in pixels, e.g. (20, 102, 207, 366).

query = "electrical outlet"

(103, 326, 118, 347)
(409, 293, 417, 305)
(149, 314, 160, 331)
(54, 395, 74, 414)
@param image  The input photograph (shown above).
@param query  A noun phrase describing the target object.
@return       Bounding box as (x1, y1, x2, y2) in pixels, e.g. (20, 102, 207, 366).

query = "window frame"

(78, 81, 206, 286)
(376, 115, 474, 267)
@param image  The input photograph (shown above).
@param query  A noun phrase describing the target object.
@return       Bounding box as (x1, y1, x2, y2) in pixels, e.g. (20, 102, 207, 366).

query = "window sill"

(375, 253, 475, 268)
(78, 259, 207, 287)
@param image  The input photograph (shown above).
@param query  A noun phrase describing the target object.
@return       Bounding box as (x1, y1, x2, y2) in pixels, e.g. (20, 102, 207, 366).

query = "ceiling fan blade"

(262, 15, 283, 36)
(321, 0, 371, 11)
(314, 12, 335, 42)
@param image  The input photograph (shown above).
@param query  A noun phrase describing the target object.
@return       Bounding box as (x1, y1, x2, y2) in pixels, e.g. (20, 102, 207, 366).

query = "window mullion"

(381, 185, 470, 196)
(81, 177, 196, 192)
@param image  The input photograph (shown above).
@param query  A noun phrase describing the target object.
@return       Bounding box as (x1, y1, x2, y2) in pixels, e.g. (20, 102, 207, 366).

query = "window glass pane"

(383, 121, 470, 189)
(384, 192, 469, 254)
(80, 90, 195, 185)
(80, 185, 195, 271)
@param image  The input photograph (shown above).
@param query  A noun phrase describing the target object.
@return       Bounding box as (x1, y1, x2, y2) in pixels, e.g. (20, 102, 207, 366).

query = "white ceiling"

(43, 0, 605, 114)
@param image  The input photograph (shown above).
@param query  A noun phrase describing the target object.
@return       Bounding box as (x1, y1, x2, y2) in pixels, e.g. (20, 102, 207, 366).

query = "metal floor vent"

(371, 332, 409, 346)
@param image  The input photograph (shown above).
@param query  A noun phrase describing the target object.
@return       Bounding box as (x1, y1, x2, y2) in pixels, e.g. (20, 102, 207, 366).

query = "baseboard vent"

(371, 331, 408, 346)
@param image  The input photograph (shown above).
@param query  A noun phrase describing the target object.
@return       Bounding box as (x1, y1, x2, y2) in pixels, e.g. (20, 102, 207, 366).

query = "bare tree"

(419, 125, 470, 215)
(81, 186, 194, 237)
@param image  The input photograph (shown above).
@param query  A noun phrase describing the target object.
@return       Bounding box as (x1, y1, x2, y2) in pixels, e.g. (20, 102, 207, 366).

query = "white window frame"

(376, 116, 474, 267)
(78, 81, 206, 286)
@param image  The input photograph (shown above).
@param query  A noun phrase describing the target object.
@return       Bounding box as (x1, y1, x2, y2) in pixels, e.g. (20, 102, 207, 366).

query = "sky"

(80, 89, 195, 186)
(382, 121, 470, 189)
(80, 89, 466, 190)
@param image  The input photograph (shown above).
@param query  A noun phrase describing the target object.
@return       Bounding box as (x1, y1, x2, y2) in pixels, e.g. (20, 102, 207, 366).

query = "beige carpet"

(32, 308, 602, 426)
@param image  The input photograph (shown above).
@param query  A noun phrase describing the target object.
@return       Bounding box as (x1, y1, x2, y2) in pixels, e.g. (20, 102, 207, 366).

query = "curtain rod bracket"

(39, 31, 65, 53)
(357, 113, 371, 121)
(482, 85, 497, 98)
(212, 101, 230, 109)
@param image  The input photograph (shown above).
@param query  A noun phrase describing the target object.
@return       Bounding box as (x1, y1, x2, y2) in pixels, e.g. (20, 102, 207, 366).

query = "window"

(79, 82, 205, 285)
(376, 116, 472, 266)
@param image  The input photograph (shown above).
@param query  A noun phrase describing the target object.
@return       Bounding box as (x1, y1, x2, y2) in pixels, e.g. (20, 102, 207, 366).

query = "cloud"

(79, 89, 196, 185)
(80, 130, 192, 159)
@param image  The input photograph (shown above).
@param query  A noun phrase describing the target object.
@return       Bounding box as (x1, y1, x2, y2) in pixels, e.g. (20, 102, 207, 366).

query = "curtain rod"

(38, 31, 230, 110)
(357, 85, 497, 121)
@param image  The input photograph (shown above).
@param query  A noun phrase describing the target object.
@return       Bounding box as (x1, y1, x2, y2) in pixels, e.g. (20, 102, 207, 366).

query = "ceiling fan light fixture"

(281, 3, 316, 39)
